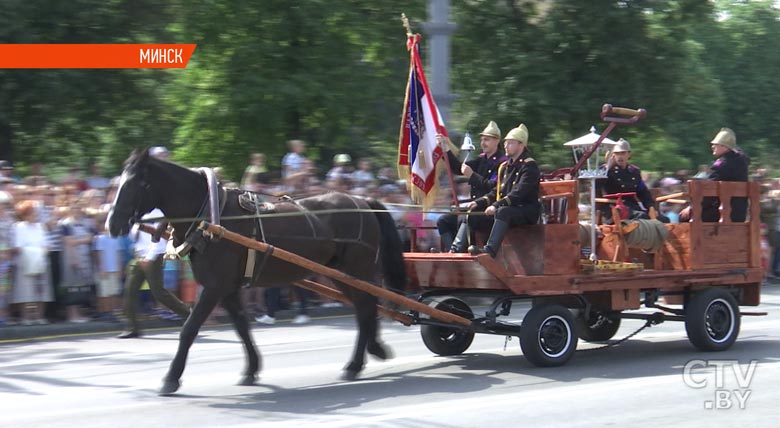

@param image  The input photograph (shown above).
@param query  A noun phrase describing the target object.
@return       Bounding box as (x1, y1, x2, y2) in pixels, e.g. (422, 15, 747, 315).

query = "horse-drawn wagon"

(402, 177, 763, 367)
(111, 104, 764, 395)
(398, 104, 763, 367)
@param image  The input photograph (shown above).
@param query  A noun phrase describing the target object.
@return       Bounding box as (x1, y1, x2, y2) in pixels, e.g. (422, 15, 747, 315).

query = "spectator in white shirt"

(117, 212, 190, 337)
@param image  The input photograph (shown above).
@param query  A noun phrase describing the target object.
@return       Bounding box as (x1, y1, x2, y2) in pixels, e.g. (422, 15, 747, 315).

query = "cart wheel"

(576, 311, 622, 342)
(420, 297, 475, 356)
(520, 304, 578, 367)
(685, 288, 741, 351)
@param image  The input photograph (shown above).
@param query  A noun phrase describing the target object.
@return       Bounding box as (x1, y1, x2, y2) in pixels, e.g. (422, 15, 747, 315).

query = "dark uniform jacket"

(474, 151, 540, 211)
(445, 150, 507, 201)
(702, 149, 749, 222)
(597, 163, 655, 221)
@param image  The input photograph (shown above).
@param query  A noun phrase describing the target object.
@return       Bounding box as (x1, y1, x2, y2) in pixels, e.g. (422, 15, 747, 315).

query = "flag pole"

(401, 14, 459, 208)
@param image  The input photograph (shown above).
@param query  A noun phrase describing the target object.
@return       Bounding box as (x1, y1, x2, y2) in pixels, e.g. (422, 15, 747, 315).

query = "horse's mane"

(125, 149, 202, 182)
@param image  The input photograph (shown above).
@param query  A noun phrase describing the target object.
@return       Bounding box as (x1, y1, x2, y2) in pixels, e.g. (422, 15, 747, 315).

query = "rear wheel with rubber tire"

(685, 288, 740, 351)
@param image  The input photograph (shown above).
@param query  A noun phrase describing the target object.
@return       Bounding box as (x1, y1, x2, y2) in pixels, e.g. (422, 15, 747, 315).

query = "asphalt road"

(2, 287, 779, 428)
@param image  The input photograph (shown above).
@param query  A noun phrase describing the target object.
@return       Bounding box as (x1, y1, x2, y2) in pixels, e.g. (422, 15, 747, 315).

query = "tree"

(0, 0, 178, 175)
(167, 1, 425, 180)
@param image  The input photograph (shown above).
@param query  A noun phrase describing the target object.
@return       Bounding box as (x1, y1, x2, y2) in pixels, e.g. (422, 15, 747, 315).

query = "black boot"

(449, 223, 469, 253)
(438, 232, 454, 253)
(468, 219, 509, 258)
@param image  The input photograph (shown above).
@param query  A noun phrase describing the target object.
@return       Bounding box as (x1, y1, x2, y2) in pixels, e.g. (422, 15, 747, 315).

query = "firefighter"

(680, 128, 749, 222)
(467, 123, 541, 257)
(436, 121, 507, 252)
(597, 138, 666, 224)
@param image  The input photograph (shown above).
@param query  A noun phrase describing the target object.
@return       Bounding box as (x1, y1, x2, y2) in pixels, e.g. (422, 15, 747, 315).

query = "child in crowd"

(0, 191, 13, 325)
(93, 215, 122, 322)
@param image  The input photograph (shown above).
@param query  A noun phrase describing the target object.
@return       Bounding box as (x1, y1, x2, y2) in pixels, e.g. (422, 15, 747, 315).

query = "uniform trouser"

(436, 213, 459, 237)
(466, 204, 541, 231)
(123, 255, 190, 331)
(494, 204, 541, 226)
(702, 197, 747, 223)
(466, 212, 495, 234)
(436, 213, 459, 250)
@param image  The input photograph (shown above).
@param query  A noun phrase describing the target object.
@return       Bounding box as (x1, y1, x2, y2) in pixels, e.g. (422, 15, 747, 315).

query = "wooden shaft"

(609, 106, 643, 117)
(295, 279, 413, 326)
(201, 222, 471, 327)
(136, 222, 414, 325)
(540, 192, 574, 201)
(655, 192, 687, 202)
(139, 223, 171, 240)
(151, 221, 169, 242)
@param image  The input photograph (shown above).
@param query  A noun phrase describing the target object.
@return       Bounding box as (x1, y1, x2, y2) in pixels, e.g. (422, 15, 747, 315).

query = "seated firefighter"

(436, 120, 508, 252)
(597, 138, 667, 224)
(466, 123, 541, 257)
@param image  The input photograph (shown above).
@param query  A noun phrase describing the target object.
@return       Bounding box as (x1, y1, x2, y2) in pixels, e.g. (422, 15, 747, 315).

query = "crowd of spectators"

(1, 146, 778, 328)
(0, 144, 423, 328)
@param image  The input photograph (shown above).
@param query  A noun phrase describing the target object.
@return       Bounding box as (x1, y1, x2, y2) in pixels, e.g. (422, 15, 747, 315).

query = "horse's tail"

(365, 198, 407, 292)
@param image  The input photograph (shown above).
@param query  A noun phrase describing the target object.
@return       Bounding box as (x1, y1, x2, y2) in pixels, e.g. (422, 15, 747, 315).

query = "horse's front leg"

(159, 286, 221, 396)
(221, 287, 261, 386)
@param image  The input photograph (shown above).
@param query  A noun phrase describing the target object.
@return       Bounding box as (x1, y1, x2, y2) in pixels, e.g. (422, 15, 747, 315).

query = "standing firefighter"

(467, 123, 541, 257)
(436, 121, 507, 252)
(680, 128, 749, 222)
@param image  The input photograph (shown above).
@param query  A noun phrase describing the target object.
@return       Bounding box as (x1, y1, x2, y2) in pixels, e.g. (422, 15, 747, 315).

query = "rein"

(138, 206, 480, 225)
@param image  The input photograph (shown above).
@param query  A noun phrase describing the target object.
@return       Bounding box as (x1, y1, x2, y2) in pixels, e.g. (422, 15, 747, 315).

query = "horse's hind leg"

(365, 277, 394, 361)
(342, 288, 380, 381)
(160, 286, 221, 396)
(366, 315, 392, 361)
(221, 288, 261, 386)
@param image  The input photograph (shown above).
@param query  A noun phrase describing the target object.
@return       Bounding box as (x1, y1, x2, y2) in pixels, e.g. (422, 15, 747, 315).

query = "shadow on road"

(197, 337, 779, 415)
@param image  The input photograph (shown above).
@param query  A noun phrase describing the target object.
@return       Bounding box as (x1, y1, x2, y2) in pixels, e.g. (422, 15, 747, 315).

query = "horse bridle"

(127, 169, 153, 227)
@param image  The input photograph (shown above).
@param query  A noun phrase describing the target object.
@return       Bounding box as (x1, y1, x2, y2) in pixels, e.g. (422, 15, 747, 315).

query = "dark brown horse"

(107, 149, 406, 395)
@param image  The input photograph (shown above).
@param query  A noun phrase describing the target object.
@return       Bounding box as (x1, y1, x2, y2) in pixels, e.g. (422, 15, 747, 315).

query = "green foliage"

(3, 0, 780, 181)
(0, 0, 180, 176)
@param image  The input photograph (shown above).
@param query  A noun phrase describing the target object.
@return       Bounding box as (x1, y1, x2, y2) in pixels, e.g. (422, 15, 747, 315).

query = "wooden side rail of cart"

(598, 180, 761, 272)
(406, 180, 580, 252)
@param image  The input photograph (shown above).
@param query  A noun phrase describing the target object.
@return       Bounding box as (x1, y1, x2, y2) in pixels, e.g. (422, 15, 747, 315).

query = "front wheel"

(520, 304, 578, 367)
(685, 288, 740, 351)
(420, 297, 475, 356)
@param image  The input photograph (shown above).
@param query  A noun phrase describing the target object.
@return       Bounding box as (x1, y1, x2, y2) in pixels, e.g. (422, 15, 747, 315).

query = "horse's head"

(107, 148, 160, 237)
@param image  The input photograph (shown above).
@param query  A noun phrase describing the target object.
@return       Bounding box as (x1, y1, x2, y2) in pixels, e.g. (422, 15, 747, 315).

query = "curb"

(0, 306, 355, 343)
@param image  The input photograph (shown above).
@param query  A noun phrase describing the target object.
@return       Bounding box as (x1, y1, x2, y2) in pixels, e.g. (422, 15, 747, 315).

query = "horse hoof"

(238, 374, 258, 386)
(159, 379, 181, 396)
(341, 370, 360, 381)
(367, 343, 393, 361)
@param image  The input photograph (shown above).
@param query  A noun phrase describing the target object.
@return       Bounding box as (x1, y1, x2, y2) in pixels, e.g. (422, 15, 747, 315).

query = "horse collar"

(196, 167, 224, 226)
(169, 168, 226, 258)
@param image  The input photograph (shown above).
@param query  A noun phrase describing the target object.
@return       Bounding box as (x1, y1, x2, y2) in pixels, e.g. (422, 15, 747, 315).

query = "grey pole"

(422, 0, 456, 124)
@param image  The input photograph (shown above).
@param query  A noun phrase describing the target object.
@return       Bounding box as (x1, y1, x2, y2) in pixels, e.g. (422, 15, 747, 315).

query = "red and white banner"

(397, 34, 448, 209)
